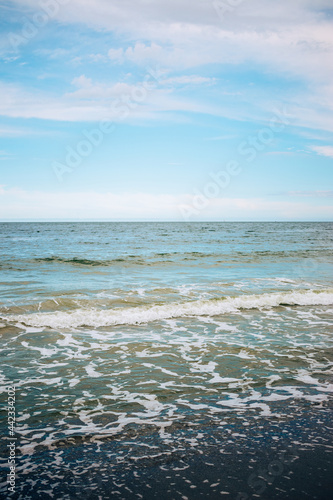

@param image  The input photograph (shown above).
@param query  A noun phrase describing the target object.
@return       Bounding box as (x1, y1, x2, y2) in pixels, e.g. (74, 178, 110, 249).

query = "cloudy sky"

(0, 0, 332, 220)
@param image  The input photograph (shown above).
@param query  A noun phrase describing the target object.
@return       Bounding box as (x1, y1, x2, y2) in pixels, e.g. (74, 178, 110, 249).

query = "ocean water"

(0, 221, 333, 499)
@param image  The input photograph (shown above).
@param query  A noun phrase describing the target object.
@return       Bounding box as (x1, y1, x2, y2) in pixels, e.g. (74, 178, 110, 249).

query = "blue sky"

(0, 0, 332, 220)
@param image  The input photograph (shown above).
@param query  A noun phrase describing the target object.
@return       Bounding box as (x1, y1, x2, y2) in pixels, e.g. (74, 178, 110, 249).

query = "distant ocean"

(0, 222, 332, 499)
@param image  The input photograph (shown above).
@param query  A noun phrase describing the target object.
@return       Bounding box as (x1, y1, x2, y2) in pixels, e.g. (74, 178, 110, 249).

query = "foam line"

(6, 289, 333, 329)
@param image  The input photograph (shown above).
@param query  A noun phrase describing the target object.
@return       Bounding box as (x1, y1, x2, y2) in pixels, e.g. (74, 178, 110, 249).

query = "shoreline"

(5, 404, 333, 499)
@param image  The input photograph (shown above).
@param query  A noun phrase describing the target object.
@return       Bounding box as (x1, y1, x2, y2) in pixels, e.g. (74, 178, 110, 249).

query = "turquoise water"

(0, 222, 332, 499)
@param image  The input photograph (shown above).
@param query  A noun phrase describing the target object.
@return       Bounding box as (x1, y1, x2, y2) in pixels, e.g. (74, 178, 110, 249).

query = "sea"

(0, 221, 332, 499)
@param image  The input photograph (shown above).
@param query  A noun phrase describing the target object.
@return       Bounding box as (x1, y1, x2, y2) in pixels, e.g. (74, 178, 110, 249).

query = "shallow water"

(0, 222, 332, 499)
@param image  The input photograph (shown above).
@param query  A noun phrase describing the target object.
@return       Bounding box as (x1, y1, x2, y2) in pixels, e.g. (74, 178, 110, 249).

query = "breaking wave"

(6, 289, 333, 329)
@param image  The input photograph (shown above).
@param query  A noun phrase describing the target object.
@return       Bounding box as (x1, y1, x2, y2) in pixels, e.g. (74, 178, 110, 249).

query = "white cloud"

(2, 1, 333, 132)
(0, 187, 332, 220)
(0, 188, 183, 220)
(88, 53, 108, 63)
(8, 1, 333, 81)
(13, 0, 333, 35)
(0, 126, 29, 137)
(288, 191, 333, 197)
(1, 75, 332, 133)
(311, 145, 333, 158)
(35, 48, 72, 60)
(71, 75, 93, 88)
(205, 134, 237, 141)
(108, 48, 124, 63)
(0, 78, 241, 123)
(0, 150, 12, 157)
(161, 75, 216, 86)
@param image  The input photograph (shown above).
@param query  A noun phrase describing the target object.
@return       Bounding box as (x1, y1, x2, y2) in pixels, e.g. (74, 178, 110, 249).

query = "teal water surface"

(0, 222, 332, 499)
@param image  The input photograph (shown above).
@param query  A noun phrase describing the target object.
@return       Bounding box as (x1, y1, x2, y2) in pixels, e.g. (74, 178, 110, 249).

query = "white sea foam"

(85, 363, 103, 378)
(21, 341, 58, 357)
(7, 289, 333, 329)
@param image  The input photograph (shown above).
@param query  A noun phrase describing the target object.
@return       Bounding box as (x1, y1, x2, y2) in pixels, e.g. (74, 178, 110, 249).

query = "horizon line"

(0, 219, 332, 223)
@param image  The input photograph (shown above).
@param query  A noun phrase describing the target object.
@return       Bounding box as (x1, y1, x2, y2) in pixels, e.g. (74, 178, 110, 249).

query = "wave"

(6, 289, 333, 329)
(34, 256, 145, 267)
(34, 256, 176, 267)
(32, 248, 333, 268)
(34, 254, 215, 267)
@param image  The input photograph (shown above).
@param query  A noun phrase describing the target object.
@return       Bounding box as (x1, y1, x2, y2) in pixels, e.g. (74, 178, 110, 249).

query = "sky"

(0, 0, 332, 221)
